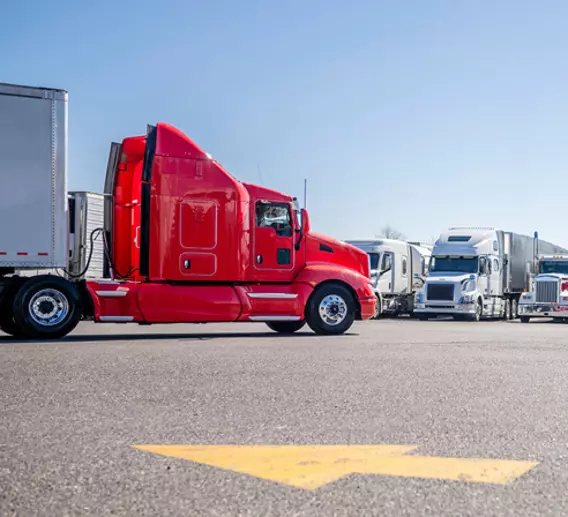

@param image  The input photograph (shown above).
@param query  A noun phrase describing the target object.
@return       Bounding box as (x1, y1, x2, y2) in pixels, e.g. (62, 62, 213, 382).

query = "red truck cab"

(2, 122, 375, 339)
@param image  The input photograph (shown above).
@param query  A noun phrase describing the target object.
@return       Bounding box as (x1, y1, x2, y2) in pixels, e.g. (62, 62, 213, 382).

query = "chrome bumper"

(414, 303, 476, 315)
(518, 303, 568, 318)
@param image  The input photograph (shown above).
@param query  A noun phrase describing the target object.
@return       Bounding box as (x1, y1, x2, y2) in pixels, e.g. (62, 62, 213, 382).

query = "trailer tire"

(417, 315, 429, 321)
(265, 321, 306, 334)
(520, 316, 530, 324)
(13, 276, 83, 339)
(0, 314, 26, 338)
(306, 283, 356, 335)
(0, 278, 27, 338)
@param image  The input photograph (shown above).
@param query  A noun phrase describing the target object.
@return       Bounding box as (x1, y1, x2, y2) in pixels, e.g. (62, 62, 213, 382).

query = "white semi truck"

(518, 254, 568, 322)
(413, 227, 568, 321)
(346, 239, 432, 317)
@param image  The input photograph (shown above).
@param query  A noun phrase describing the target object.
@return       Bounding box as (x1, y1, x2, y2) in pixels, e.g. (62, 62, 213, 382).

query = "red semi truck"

(0, 83, 375, 339)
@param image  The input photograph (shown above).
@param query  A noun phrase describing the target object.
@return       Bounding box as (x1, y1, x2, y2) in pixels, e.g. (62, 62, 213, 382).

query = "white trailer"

(346, 239, 432, 317)
(414, 227, 568, 321)
(518, 254, 568, 322)
(0, 83, 103, 336)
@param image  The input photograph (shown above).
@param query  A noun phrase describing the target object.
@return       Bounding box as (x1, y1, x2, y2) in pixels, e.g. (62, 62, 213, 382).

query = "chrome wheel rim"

(29, 289, 69, 327)
(319, 294, 348, 326)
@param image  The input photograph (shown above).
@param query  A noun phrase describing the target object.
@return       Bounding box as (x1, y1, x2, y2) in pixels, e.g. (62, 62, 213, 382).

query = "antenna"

(303, 178, 307, 209)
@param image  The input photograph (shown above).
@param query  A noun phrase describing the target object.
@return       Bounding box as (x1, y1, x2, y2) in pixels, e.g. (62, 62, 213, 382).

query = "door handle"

(256, 254, 263, 264)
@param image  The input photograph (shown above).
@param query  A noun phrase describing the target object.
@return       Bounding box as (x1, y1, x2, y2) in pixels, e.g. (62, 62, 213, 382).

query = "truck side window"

(255, 202, 292, 237)
(381, 254, 392, 273)
(479, 256, 487, 275)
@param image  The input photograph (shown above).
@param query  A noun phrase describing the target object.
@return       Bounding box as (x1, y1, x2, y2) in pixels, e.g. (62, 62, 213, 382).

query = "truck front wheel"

(266, 321, 306, 334)
(469, 298, 483, 322)
(13, 276, 83, 339)
(306, 283, 356, 335)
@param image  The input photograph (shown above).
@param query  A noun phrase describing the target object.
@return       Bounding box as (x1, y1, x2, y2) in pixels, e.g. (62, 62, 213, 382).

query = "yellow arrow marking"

(133, 445, 538, 490)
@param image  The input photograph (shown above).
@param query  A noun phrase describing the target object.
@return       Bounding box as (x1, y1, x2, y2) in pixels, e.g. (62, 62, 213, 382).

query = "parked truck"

(518, 253, 568, 322)
(0, 82, 375, 339)
(346, 239, 432, 317)
(413, 227, 568, 321)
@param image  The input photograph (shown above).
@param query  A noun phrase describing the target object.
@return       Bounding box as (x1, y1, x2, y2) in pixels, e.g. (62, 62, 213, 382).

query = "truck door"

(377, 252, 394, 294)
(253, 200, 296, 280)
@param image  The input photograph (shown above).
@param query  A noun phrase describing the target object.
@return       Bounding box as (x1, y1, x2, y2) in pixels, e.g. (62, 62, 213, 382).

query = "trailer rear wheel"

(520, 316, 530, 323)
(13, 276, 83, 339)
(265, 321, 306, 334)
(0, 313, 26, 338)
(306, 283, 356, 335)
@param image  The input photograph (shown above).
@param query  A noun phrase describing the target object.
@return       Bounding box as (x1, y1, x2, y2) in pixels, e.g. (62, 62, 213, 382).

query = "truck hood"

(535, 273, 567, 281)
(306, 233, 370, 278)
(426, 272, 476, 283)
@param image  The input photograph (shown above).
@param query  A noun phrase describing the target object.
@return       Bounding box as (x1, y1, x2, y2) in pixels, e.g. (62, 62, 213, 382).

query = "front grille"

(536, 280, 559, 303)
(427, 283, 454, 301)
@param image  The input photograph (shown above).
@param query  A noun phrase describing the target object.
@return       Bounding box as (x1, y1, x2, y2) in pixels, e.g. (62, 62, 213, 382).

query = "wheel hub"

(319, 294, 347, 326)
(29, 289, 69, 327)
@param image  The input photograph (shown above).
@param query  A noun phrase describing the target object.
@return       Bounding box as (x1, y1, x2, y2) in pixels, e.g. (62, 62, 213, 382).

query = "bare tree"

(375, 225, 406, 240)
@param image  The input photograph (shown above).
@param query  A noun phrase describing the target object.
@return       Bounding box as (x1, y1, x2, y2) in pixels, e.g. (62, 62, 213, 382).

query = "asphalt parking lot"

(2, 318, 568, 516)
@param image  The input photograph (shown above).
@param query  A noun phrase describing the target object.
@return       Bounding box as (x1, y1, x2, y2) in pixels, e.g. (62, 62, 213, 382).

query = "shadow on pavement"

(0, 330, 359, 344)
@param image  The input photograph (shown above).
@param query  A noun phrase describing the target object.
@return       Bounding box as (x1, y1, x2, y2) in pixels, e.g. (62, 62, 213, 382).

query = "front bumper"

(359, 296, 377, 320)
(414, 302, 476, 315)
(518, 303, 568, 318)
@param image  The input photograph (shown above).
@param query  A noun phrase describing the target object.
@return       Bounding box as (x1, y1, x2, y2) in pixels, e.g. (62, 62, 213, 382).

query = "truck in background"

(413, 227, 568, 321)
(518, 254, 568, 322)
(346, 239, 432, 318)
(0, 82, 375, 339)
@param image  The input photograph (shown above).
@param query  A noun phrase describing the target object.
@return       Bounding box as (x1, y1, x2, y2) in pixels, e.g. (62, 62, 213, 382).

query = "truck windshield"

(368, 252, 379, 270)
(429, 256, 478, 273)
(539, 261, 568, 275)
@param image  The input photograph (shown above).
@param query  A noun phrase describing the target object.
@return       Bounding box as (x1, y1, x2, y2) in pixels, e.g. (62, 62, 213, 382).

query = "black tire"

(417, 315, 429, 321)
(520, 316, 530, 324)
(0, 314, 27, 338)
(12, 276, 83, 339)
(469, 299, 483, 322)
(511, 299, 518, 320)
(503, 299, 511, 320)
(305, 283, 356, 335)
(266, 320, 306, 334)
(373, 295, 382, 319)
(0, 277, 27, 338)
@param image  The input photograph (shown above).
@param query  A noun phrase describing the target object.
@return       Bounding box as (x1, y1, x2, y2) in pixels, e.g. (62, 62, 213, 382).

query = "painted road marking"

(133, 445, 538, 490)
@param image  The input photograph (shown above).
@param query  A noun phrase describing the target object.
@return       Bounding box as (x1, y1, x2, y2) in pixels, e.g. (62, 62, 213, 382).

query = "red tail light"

(562, 280, 568, 292)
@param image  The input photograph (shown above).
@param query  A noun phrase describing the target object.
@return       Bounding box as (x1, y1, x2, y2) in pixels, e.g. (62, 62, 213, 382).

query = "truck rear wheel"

(306, 283, 356, 335)
(12, 276, 83, 339)
(266, 321, 306, 334)
(511, 299, 518, 320)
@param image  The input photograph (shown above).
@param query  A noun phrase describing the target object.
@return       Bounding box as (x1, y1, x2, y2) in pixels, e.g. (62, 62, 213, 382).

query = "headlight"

(458, 293, 474, 303)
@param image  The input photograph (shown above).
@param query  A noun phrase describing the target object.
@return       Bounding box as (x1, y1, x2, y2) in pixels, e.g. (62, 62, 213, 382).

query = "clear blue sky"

(2, 0, 568, 246)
